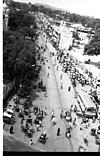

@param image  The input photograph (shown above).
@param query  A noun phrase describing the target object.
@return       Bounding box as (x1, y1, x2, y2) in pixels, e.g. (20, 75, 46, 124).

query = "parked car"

(3, 112, 15, 124)
(96, 133, 100, 145)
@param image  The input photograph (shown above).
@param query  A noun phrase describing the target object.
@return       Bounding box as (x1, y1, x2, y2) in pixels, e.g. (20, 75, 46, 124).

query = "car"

(96, 133, 100, 145)
(84, 107, 97, 118)
(3, 112, 14, 124)
(5, 108, 14, 116)
(76, 110, 83, 117)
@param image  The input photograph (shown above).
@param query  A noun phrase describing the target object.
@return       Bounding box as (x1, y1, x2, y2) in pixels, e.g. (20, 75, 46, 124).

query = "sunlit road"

(33, 33, 82, 152)
(3, 30, 99, 152)
(34, 32, 99, 152)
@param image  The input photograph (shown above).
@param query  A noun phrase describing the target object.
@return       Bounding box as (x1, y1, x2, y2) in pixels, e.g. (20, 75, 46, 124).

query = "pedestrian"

(92, 117, 96, 123)
(73, 118, 76, 126)
(10, 125, 13, 134)
(60, 110, 63, 119)
(20, 118, 24, 125)
(57, 66, 59, 71)
(83, 136, 88, 146)
(52, 117, 56, 126)
(57, 128, 60, 136)
(74, 105, 77, 112)
(36, 124, 39, 131)
(41, 110, 44, 117)
(68, 86, 71, 92)
(44, 108, 47, 116)
(47, 73, 49, 78)
(44, 92, 47, 97)
(29, 126, 32, 133)
(60, 74, 62, 80)
(60, 83, 63, 89)
(68, 121, 73, 130)
(30, 139, 33, 145)
(70, 104, 74, 112)
(51, 110, 54, 118)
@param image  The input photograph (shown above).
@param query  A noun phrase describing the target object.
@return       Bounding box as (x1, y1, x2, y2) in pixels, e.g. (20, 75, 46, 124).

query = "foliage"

(8, 9, 37, 31)
(3, 1, 39, 88)
(84, 32, 100, 55)
(8, 1, 38, 12)
(38, 4, 100, 29)
(72, 31, 80, 40)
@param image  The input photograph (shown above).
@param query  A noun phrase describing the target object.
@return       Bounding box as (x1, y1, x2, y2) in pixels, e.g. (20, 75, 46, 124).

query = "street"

(3, 31, 100, 152)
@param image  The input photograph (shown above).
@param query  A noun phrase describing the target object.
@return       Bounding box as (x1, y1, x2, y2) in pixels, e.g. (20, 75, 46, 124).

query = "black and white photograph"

(2, 0, 100, 152)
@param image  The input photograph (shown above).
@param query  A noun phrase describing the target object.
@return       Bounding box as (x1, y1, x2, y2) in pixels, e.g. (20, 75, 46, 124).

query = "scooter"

(65, 129, 71, 139)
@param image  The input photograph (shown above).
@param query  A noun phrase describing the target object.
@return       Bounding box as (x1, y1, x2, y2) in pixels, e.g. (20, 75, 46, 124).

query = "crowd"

(3, 20, 100, 152)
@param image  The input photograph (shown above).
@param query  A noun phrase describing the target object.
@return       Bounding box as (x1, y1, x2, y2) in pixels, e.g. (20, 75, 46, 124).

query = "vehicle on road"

(65, 128, 71, 139)
(3, 112, 15, 124)
(64, 111, 72, 122)
(95, 133, 100, 145)
(5, 108, 14, 116)
(77, 92, 97, 118)
(38, 132, 47, 144)
(78, 146, 86, 152)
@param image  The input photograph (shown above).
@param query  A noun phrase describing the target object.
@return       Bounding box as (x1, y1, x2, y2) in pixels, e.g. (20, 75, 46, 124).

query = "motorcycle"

(65, 128, 71, 139)
(78, 146, 86, 152)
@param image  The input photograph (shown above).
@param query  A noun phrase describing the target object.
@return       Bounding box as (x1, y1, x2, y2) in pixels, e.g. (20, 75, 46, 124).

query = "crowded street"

(3, 26, 100, 151)
(3, 1, 100, 152)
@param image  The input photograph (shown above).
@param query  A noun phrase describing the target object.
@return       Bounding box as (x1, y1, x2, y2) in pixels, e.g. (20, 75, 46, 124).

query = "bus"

(77, 92, 97, 118)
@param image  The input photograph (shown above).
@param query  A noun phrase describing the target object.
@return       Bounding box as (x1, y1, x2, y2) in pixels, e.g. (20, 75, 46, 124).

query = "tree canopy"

(3, 2, 39, 90)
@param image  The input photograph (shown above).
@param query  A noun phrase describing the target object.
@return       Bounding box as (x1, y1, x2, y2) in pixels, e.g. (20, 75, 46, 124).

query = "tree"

(8, 10, 36, 31)
(72, 31, 80, 40)
(3, 29, 38, 88)
(84, 32, 100, 55)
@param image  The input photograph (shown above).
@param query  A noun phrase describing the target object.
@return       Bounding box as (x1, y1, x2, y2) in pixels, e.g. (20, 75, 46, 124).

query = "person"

(60, 74, 62, 80)
(68, 122, 73, 130)
(65, 128, 71, 138)
(83, 136, 88, 146)
(48, 66, 50, 69)
(51, 110, 54, 116)
(60, 83, 63, 89)
(30, 139, 33, 145)
(52, 117, 56, 125)
(44, 92, 47, 97)
(74, 105, 77, 112)
(73, 118, 76, 126)
(70, 104, 74, 112)
(57, 66, 59, 71)
(36, 124, 40, 131)
(68, 86, 71, 92)
(10, 125, 13, 134)
(60, 110, 63, 119)
(44, 108, 47, 116)
(29, 127, 32, 133)
(20, 118, 24, 125)
(47, 73, 49, 78)
(42, 132, 46, 139)
(57, 128, 60, 136)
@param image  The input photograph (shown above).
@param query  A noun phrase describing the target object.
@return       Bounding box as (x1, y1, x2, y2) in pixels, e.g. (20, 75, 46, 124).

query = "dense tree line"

(3, 2, 39, 92)
(38, 4, 100, 29)
(8, 1, 38, 12)
(84, 23, 100, 55)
